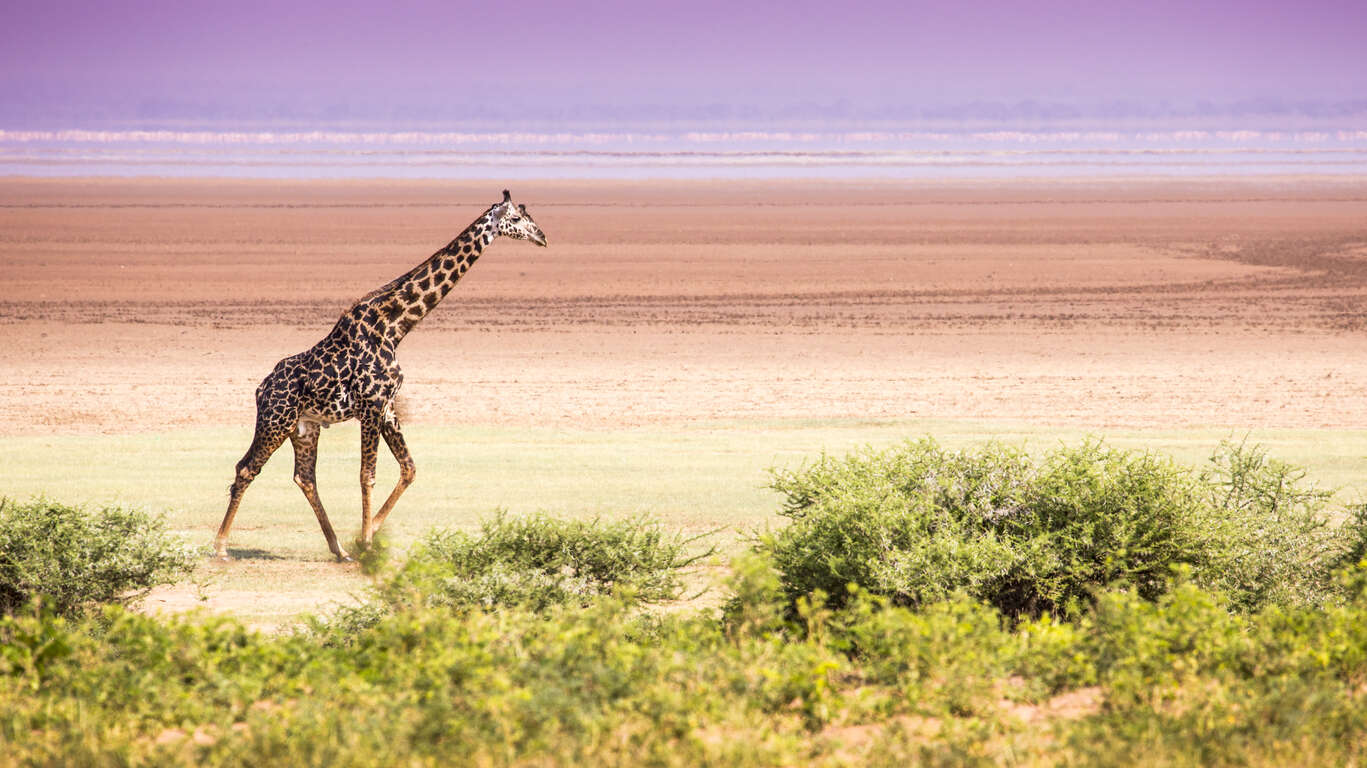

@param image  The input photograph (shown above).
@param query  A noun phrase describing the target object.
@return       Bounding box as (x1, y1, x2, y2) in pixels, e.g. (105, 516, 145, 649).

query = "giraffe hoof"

(336, 551, 355, 563)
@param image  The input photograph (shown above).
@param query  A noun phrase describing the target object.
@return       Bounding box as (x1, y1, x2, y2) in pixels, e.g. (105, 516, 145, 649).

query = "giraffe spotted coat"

(214, 190, 547, 561)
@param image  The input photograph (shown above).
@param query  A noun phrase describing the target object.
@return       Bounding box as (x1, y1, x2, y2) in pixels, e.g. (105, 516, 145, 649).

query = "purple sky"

(3, 0, 1365, 126)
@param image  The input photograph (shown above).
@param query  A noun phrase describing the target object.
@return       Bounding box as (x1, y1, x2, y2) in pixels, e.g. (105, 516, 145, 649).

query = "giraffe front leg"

(291, 421, 352, 562)
(359, 421, 380, 546)
(369, 422, 416, 536)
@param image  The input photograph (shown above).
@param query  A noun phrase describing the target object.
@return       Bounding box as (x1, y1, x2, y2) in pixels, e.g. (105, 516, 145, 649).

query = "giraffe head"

(491, 189, 548, 247)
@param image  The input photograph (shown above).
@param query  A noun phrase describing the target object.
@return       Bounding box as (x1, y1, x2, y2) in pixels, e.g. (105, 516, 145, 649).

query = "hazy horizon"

(4, 0, 1365, 131)
(5, 0, 1364, 178)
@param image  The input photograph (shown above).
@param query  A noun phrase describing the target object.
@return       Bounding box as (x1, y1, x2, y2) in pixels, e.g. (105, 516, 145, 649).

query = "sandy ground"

(2, 176, 1367, 435)
(5, 176, 1367, 627)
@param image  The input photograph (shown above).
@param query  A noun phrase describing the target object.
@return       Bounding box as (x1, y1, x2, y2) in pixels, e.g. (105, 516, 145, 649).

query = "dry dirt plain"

(2, 176, 1367, 435)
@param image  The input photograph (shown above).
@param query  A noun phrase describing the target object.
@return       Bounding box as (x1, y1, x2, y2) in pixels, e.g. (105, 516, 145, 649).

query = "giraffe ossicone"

(213, 190, 548, 561)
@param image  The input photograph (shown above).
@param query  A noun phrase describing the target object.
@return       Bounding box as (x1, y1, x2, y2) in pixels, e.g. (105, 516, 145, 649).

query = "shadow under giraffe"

(214, 190, 548, 561)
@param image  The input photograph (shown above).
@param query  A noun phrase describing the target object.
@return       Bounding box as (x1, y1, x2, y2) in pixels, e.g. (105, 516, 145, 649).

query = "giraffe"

(213, 190, 548, 561)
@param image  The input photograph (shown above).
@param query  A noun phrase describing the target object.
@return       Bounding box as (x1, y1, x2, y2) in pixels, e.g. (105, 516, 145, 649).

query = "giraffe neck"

(366, 208, 498, 345)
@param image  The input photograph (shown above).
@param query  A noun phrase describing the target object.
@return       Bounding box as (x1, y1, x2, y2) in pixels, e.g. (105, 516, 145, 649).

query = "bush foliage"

(0, 498, 196, 617)
(764, 439, 1352, 617)
(371, 511, 713, 613)
(5, 565, 1367, 766)
(6, 440, 1367, 765)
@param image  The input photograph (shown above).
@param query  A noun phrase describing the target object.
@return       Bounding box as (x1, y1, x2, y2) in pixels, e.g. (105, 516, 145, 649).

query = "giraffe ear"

(518, 204, 527, 214)
(502, 189, 512, 203)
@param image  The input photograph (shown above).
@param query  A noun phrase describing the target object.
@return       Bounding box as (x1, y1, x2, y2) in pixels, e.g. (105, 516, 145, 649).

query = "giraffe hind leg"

(359, 421, 379, 547)
(213, 425, 289, 560)
(291, 421, 352, 562)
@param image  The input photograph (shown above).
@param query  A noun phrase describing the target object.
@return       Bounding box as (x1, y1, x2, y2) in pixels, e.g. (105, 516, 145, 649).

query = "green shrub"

(3, 591, 861, 765)
(1011, 612, 1096, 696)
(1084, 578, 1247, 708)
(1201, 439, 1345, 611)
(1058, 609, 1359, 765)
(1000, 442, 1230, 615)
(1330, 502, 1367, 573)
(763, 438, 1352, 619)
(6, 561, 1367, 765)
(838, 591, 1014, 715)
(1056, 569, 1367, 766)
(0, 605, 76, 690)
(8, 442, 1367, 765)
(765, 439, 1028, 612)
(0, 498, 196, 617)
(374, 511, 712, 613)
(720, 552, 790, 641)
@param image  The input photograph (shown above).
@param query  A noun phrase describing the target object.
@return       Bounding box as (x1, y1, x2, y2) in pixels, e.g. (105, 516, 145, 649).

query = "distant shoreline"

(4, 126, 1366, 180)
